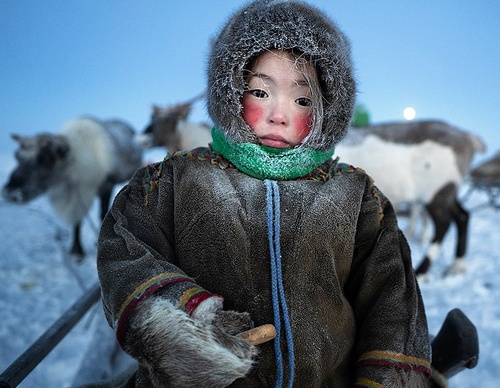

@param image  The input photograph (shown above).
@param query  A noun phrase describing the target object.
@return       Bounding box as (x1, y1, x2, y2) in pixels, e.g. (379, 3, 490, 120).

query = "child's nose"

(268, 102, 288, 126)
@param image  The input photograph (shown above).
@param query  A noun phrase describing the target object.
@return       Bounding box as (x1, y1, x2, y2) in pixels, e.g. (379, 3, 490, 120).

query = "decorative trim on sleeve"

(355, 378, 383, 388)
(334, 162, 386, 223)
(142, 160, 165, 205)
(178, 287, 216, 316)
(357, 350, 432, 379)
(114, 272, 220, 345)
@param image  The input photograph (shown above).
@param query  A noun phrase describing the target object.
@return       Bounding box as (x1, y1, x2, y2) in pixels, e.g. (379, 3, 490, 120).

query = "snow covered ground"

(0, 148, 498, 387)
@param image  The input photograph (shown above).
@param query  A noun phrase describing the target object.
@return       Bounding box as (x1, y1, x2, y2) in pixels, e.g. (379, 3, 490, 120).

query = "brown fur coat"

(97, 150, 431, 387)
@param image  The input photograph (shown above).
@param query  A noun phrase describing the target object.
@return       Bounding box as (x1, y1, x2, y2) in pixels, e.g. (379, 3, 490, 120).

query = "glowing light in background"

(403, 107, 416, 120)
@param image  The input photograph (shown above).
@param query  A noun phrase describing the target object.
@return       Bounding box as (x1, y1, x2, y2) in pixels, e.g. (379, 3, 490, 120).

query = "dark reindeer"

(2, 117, 143, 258)
(467, 151, 500, 209)
(335, 120, 486, 277)
(141, 92, 211, 152)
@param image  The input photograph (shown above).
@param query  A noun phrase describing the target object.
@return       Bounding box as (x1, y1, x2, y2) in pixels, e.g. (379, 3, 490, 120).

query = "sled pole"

(0, 282, 101, 388)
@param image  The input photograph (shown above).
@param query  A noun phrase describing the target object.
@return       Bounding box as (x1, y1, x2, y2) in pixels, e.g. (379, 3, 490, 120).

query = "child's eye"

(250, 89, 268, 98)
(296, 97, 312, 107)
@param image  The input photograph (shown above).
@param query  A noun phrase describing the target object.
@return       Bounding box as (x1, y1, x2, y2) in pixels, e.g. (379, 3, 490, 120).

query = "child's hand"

(124, 295, 257, 387)
(213, 309, 255, 335)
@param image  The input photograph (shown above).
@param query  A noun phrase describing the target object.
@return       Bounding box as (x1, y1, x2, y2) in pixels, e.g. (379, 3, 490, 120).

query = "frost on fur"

(123, 297, 256, 388)
(382, 368, 429, 388)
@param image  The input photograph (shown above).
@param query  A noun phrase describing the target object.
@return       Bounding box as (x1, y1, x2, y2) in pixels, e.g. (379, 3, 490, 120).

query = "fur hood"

(207, 0, 356, 151)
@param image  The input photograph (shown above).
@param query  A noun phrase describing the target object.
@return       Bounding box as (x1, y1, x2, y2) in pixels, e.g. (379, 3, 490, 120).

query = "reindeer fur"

(2, 117, 142, 257)
(335, 120, 485, 276)
(124, 297, 256, 387)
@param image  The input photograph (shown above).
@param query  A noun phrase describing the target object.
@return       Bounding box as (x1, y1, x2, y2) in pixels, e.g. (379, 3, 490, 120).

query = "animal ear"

(11, 134, 35, 151)
(151, 105, 161, 118)
(11, 134, 23, 143)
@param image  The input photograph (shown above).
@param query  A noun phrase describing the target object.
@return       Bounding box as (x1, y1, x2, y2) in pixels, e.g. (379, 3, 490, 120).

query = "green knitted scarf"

(211, 127, 334, 180)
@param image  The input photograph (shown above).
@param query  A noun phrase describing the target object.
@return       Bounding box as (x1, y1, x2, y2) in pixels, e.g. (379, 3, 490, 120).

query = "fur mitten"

(123, 295, 257, 388)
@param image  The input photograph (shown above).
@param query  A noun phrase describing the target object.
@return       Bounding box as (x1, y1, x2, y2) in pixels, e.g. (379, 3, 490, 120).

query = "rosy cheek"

(242, 99, 263, 128)
(294, 113, 312, 139)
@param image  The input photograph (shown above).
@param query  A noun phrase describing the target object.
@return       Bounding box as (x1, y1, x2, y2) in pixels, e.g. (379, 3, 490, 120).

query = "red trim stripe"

(115, 274, 195, 345)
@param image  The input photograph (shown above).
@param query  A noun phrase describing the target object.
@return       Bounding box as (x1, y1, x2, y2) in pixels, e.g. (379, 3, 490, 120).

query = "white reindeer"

(335, 120, 486, 277)
(141, 109, 488, 277)
(2, 117, 143, 258)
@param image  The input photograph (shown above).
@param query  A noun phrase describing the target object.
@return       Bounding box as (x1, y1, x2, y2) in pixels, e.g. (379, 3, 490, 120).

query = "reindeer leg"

(453, 199, 469, 259)
(415, 208, 451, 276)
(415, 187, 454, 277)
(99, 188, 113, 221)
(443, 199, 469, 276)
(98, 181, 115, 220)
(70, 222, 85, 260)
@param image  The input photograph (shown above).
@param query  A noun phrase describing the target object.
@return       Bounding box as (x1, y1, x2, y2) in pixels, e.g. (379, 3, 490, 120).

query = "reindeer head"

(2, 133, 70, 203)
(142, 103, 193, 151)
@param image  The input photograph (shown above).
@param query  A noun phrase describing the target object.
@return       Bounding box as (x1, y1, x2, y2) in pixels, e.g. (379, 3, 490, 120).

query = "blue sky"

(1, 1, 499, 161)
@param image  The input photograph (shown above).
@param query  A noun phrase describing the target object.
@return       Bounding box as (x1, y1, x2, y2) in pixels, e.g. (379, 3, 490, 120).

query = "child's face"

(242, 50, 313, 148)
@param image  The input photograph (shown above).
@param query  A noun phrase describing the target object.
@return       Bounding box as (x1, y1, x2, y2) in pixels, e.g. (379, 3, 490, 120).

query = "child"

(97, 0, 431, 386)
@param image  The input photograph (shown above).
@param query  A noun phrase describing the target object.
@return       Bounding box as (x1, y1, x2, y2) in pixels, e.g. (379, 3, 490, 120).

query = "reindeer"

(141, 93, 212, 152)
(335, 120, 486, 277)
(2, 117, 143, 259)
(467, 151, 500, 209)
(141, 107, 486, 277)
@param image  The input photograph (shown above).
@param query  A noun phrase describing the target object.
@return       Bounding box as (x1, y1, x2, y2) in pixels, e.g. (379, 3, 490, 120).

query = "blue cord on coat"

(265, 179, 295, 388)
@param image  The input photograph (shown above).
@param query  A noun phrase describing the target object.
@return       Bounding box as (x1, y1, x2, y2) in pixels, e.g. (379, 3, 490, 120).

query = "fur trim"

(191, 293, 223, 320)
(381, 369, 429, 388)
(114, 272, 222, 346)
(430, 367, 449, 388)
(124, 297, 256, 388)
(207, 0, 356, 151)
